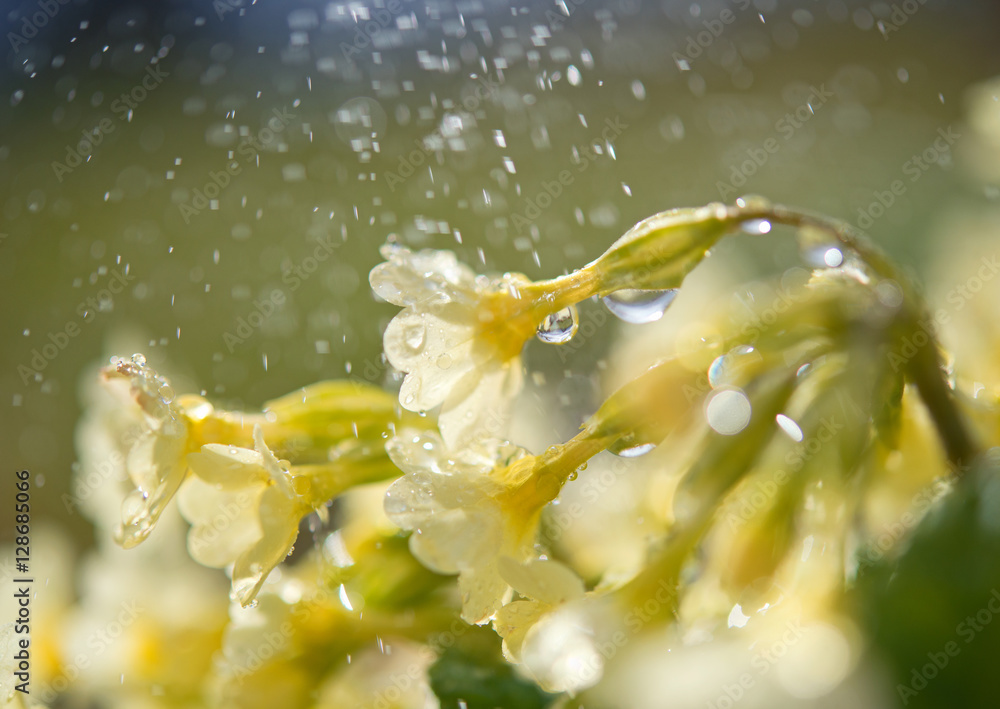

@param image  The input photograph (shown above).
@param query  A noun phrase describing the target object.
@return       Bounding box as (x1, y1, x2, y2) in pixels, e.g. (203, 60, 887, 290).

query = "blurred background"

(2, 0, 999, 553)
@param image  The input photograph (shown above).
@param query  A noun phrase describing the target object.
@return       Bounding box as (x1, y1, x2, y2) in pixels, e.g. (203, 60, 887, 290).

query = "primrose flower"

(383, 429, 596, 624)
(179, 421, 403, 607)
(371, 244, 596, 448)
(101, 354, 251, 549)
(179, 426, 309, 606)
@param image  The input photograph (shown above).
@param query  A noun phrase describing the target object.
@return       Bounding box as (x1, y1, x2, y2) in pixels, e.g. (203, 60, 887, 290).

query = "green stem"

(730, 202, 980, 472)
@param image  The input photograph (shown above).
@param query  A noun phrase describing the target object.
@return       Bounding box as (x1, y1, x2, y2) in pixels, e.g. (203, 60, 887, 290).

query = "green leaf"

(428, 628, 558, 709)
(853, 450, 1000, 708)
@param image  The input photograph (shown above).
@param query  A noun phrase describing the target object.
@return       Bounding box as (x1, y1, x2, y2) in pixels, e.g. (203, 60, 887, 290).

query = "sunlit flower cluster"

(20, 197, 1000, 709)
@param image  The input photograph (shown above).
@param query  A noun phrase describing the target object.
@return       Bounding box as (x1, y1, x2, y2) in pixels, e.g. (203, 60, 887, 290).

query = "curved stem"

(729, 202, 980, 472)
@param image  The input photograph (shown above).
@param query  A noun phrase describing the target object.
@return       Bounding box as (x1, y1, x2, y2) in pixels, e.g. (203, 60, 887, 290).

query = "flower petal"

(408, 505, 502, 575)
(187, 444, 270, 489)
(231, 485, 303, 606)
(369, 245, 478, 307)
(493, 599, 546, 662)
(497, 557, 585, 606)
(458, 561, 511, 624)
(178, 476, 264, 569)
(438, 360, 522, 449)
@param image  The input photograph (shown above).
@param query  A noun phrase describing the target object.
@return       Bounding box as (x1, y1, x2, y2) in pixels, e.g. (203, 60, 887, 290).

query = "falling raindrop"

(601, 289, 679, 324)
(775, 414, 804, 442)
(536, 305, 579, 344)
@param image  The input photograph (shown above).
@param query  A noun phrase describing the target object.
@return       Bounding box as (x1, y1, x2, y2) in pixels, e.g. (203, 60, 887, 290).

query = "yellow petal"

(497, 557, 585, 606)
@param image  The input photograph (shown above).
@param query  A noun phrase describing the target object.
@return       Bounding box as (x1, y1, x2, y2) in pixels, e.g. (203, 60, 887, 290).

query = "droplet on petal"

(536, 305, 579, 344)
(601, 289, 679, 324)
(403, 321, 426, 351)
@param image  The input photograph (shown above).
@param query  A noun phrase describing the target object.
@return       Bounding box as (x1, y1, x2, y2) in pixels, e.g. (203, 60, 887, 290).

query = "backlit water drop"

(601, 289, 678, 324)
(536, 305, 579, 344)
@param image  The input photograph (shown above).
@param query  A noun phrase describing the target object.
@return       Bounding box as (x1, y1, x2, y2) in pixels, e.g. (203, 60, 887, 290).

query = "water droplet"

(121, 490, 148, 526)
(536, 305, 579, 344)
(775, 414, 804, 442)
(601, 289, 678, 324)
(158, 384, 174, 403)
(740, 219, 771, 235)
(131, 353, 146, 366)
(802, 244, 845, 268)
(707, 345, 760, 388)
(404, 322, 425, 351)
(706, 388, 752, 436)
(613, 442, 656, 458)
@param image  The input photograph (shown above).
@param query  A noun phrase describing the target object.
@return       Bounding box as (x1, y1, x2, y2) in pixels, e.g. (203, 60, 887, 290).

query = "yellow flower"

(180, 419, 403, 607)
(101, 354, 254, 549)
(383, 429, 604, 624)
(179, 426, 310, 606)
(370, 244, 596, 448)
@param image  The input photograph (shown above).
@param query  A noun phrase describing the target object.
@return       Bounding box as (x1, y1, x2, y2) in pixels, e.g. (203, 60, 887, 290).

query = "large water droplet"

(613, 442, 656, 458)
(601, 289, 678, 324)
(536, 305, 579, 344)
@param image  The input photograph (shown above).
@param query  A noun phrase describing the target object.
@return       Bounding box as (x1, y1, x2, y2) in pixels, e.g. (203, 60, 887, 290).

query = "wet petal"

(497, 557, 585, 606)
(231, 485, 303, 606)
(438, 361, 522, 449)
(494, 599, 546, 662)
(187, 444, 270, 489)
(408, 506, 501, 574)
(458, 561, 511, 624)
(178, 476, 264, 569)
